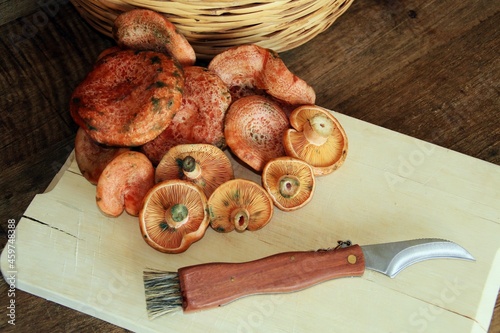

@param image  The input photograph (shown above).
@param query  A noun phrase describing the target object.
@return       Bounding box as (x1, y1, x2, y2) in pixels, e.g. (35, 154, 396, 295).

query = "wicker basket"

(70, 0, 354, 59)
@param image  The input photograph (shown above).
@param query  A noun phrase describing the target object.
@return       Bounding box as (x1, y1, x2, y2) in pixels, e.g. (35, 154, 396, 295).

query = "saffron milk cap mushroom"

(96, 151, 155, 217)
(283, 105, 348, 176)
(139, 179, 209, 254)
(155, 143, 234, 198)
(208, 178, 274, 233)
(224, 95, 289, 172)
(262, 157, 316, 211)
(113, 9, 196, 66)
(208, 44, 315, 105)
(141, 66, 231, 165)
(74, 127, 130, 185)
(70, 49, 184, 147)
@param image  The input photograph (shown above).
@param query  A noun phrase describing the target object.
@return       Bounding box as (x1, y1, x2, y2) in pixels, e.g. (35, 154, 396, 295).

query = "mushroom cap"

(96, 151, 155, 217)
(208, 178, 274, 232)
(155, 143, 234, 198)
(283, 105, 348, 176)
(262, 157, 316, 211)
(70, 49, 184, 147)
(96, 46, 122, 62)
(141, 66, 231, 165)
(260, 48, 316, 106)
(208, 44, 265, 102)
(113, 9, 196, 66)
(224, 95, 290, 172)
(75, 127, 130, 185)
(208, 44, 315, 105)
(139, 179, 209, 254)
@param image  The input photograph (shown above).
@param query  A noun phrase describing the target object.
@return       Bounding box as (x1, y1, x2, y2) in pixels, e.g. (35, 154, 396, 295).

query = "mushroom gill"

(139, 179, 209, 254)
(262, 157, 316, 211)
(283, 105, 348, 176)
(208, 179, 274, 233)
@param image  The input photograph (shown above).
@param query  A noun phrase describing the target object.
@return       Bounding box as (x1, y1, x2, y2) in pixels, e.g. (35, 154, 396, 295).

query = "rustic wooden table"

(0, 0, 498, 332)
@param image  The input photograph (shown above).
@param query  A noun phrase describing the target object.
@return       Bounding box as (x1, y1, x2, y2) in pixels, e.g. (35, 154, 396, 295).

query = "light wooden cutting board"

(2, 111, 499, 333)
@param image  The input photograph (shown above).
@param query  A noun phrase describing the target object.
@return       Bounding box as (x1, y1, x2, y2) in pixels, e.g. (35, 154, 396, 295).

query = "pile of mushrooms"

(71, 8, 348, 254)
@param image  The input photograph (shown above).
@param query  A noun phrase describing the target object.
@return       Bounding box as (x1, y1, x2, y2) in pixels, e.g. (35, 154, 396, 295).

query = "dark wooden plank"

(338, 7, 500, 163)
(0, 0, 38, 25)
(0, 0, 498, 332)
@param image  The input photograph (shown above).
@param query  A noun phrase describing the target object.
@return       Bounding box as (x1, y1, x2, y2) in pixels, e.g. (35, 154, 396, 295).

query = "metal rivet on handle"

(348, 254, 357, 264)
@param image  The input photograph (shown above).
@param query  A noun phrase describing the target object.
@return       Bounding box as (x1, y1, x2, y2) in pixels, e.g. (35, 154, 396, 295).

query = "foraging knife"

(143, 238, 475, 318)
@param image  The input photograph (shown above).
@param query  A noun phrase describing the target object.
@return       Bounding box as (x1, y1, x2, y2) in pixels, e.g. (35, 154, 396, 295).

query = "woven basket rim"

(71, 0, 354, 58)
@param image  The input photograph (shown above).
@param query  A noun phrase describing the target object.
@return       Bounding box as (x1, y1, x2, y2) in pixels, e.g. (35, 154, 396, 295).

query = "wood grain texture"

(0, 0, 498, 332)
(179, 246, 365, 312)
(0, 0, 39, 25)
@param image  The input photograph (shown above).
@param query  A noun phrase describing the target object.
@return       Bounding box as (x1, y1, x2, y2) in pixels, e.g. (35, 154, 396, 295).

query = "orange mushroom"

(139, 179, 209, 253)
(155, 144, 234, 198)
(113, 9, 196, 66)
(224, 95, 290, 172)
(96, 151, 155, 217)
(70, 49, 184, 147)
(141, 66, 231, 165)
(74, 127, 129, 185)
(208, 44, 315, 105)
(262, 157, 316, 211)
(208, 179, 274, 233)
(283, 105, 348, 176)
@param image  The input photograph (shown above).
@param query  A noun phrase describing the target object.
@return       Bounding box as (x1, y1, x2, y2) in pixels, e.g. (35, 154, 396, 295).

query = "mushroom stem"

(232, 209, 250, 232)
(278, 175, 300, 199)
(303, 114, 335, 146)
(165, 203, 189, 228)
(182, 156, 202, 179)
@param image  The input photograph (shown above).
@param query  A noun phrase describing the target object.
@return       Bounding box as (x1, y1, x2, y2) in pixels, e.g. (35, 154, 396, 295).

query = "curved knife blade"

(361, 238, 475, 278)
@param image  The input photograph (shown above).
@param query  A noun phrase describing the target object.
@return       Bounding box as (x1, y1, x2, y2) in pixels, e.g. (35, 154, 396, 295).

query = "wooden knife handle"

(178, 245, 365, 312)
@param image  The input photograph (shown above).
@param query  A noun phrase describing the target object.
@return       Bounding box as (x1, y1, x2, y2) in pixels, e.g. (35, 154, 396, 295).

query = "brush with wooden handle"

(143, 239, 474, 319)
